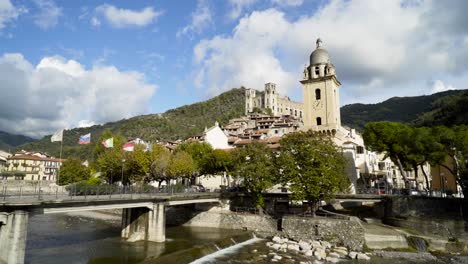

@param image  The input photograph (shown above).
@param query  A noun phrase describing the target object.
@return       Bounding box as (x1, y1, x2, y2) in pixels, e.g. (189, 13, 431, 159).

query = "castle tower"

(245, 88, 256, 115)
(264, 83, 278, 116)
(301, 38, 341, 133)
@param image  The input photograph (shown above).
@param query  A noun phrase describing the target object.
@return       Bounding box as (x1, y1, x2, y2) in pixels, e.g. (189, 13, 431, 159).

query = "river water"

(26, 212, 468, 264)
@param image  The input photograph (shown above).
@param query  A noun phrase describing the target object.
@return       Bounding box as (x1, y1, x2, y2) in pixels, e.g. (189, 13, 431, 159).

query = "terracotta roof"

(267, 136, 281, 143)
(268, 143, 281, 149)
(256, 129, 269, 134)
(224, 125, 240, 129)
(234, 139, 252, 145)
(8, 154, 64, 162)
(228, 137, 238, 143)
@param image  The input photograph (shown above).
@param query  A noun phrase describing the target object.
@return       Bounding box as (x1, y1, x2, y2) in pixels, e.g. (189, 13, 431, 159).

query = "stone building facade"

(245, 83, 304, 118)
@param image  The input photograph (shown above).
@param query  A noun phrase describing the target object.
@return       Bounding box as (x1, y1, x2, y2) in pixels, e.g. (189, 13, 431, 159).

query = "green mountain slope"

(341, 89, 467, 131)
(0, 131, 34, 151)
(18, 87, 246, 159)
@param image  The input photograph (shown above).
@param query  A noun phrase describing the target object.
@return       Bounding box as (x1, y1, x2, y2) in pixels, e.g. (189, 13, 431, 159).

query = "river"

(26, 212, 468, 264)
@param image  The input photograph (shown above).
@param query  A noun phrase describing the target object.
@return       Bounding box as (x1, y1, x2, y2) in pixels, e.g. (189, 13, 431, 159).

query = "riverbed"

(25, 212, 468, 264)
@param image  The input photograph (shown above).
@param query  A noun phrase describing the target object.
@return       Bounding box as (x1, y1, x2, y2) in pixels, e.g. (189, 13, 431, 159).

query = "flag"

(102, 137, 114, 148)
(79, 133, 91, 145)
(123, 142, 135, 152)
(51, 129, 63, 142)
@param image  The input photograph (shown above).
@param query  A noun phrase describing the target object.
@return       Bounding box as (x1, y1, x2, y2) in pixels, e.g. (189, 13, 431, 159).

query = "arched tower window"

(315, 89, 321, 100)
(315, 66, 319, 76)
(295, 110, 297, 116)
(316, 117, 322, 126)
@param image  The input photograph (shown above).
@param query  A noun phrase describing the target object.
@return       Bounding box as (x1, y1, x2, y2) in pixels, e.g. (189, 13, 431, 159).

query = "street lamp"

(121, 158, 126, 186)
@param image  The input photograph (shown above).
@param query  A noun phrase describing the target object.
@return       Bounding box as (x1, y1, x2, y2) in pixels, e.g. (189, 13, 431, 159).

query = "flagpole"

(58, 136, 63, 185)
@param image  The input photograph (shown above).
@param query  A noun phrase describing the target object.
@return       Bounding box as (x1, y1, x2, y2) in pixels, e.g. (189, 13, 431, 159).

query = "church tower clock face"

(313, 100, 323, 110)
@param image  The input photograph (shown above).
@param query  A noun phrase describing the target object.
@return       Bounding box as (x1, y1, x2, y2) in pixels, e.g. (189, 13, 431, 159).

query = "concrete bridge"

(0, 192, 223, 264)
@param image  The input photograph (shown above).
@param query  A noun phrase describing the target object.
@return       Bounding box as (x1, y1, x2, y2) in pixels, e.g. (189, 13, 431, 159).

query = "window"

(315, 66, 319, 75)
(316, 117, 322, 126)
(357, 146, 364, 154)
(294, 110, 297, 116)
(315, 89, 321, 100)
(300, 111, 302, 118)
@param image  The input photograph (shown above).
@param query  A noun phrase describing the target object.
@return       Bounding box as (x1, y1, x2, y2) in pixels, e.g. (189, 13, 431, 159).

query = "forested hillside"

(0, 131, 34, 151)
(18, 88, 246, 159)
(341, 90, 467, 131)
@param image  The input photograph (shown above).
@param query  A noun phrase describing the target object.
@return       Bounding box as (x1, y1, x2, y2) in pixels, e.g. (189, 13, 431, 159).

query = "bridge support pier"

(0, 210, 29, 264)
(121, 203, 165, 242)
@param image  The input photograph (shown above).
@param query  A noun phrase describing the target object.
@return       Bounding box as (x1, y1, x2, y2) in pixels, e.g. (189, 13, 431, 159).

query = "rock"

(332, 249, 348, 257)
(280, 243, 288, 249)
(251, 249, 258, 253)
(271, 259, 279, 262)
(356, 253, 371, 260)
(272, 236, 282, 243)
(311, 241, 322, 248)
(320, 241, 332, 249)
(266, 242, 274, 247)
(273, 255, 283, 260)
(328, 252, 340, 258)
(325, 256, 340, 263)
(299, 241, 312, 252)
(304, 249, 314, 256)
(260, 254, 268, 258)
(287, 244, 300, 251)
(313, 261, 323, 264)
(348, 251, 358, 259)
(271, 244, 281, 250)
(334, 246, 347, 251)
(314, 249, 326, 260)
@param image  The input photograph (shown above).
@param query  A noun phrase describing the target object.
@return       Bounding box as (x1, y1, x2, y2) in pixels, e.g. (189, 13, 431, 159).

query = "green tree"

(363, 122, 413, 188)
(58, 158, 90, 185)
(204, 149, 234, 176)
(148, 144, 172, 187)
(167, 151, 196, 184)
(232, 142, 275, 213)
(176, 141, 213, 177)
(124, 144, 150, 184)
(276, 131, 347, 216)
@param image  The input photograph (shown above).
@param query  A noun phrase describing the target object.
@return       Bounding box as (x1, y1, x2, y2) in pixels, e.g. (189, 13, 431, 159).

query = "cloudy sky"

(1, 0, 467, 138)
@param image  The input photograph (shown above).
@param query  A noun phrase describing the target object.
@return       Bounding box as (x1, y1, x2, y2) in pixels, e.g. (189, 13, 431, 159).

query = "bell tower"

(301, 38, 341, 133)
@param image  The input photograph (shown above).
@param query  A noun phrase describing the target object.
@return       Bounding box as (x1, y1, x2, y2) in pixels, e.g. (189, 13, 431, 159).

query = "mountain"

(18, 87, 246, 159)
(0, 131, 34, 151)
(341, 89, 468, 131)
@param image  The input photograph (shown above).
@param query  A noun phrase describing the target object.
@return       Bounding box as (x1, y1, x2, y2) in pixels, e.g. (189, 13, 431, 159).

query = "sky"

(0, 0, 468, 138)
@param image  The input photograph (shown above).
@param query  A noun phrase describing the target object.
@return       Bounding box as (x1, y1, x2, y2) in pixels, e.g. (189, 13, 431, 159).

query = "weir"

(0, 194, 221, 264)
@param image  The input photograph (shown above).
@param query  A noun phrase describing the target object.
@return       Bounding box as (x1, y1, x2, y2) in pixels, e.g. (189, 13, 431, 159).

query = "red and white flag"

(123, 142, 135, 152)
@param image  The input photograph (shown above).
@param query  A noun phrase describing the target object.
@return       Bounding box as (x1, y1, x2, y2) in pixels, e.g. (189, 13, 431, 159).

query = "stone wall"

(281, 216, 364, 251)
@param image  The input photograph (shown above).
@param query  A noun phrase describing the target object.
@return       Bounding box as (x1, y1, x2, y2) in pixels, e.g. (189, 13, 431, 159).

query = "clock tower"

(301, 38, 341, 134)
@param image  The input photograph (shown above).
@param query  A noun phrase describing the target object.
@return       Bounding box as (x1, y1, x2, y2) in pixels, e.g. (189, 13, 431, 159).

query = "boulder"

(311, 241, 322, 248)
(325, 256, 340, 263)
(314, 249, 327, 260)
(299, 241, 312, 252)
(273, 255, 283, 260)
(272, 236, 282, 243)
(304, 249, 314, 256)
(348, 251, 358, 259)
(332, 249, 348, 257)
(357, 253, 371, 260)
(287, 244, 301, 251)
(271, 244, 281, 250)
(328, 252, 340, 258)
(320, 241, 332, 249)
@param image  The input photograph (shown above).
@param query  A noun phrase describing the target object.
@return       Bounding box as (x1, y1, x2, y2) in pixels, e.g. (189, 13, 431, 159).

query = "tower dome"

(310, 38, 330, 65)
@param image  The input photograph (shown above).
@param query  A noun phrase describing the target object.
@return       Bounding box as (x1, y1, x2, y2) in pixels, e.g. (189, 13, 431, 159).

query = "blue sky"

(1, 0, 468, 138)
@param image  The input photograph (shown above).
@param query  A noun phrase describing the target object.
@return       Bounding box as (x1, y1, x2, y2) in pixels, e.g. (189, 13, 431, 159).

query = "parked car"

(191, 184, 206, 192)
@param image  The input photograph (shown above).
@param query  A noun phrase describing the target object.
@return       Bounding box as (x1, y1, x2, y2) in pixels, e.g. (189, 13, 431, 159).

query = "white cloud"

(95, 4, 162, 28)
(431, 80, 456, 94)
(177, 0, 212, 38)
(271, 0, 303, 7)
(90, 16, 101, 27)
(193, 1, 468, 104)
(228, 0, 258, 20)
(0, 0, 27, 31)
(33, 0, 62, 30)
(0, 53, 157, 138)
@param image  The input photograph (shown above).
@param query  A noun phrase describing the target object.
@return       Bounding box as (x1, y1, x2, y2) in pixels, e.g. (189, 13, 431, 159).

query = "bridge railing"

(0, 184, 206, 202)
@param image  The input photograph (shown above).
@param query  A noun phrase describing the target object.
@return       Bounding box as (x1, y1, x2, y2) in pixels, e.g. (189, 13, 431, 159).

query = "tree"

(124, 144, 150, 184)
(276, 131, 348, 216)
(363, 122, 413, 188)
(167, 151, 196, 185)
(95, 131, 126, 184)
(232, 142, 275, 213)
(431, 125, 468, 196)
(58, 158, 90, 185)
(203, 149, 234, 176)
(148, 144, 171, 187)
(175, 141, 213, 182)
